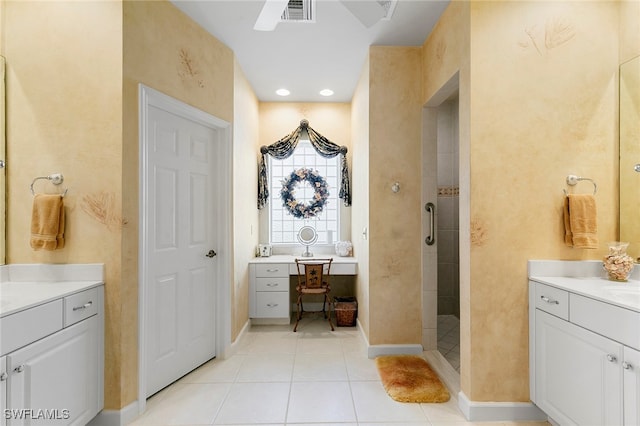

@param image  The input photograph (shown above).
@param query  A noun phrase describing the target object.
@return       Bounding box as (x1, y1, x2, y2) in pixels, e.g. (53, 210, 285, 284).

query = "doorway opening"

(138, 84, 232, 415)
(434, 96, 460, 373)
(422, 72, 461, 378)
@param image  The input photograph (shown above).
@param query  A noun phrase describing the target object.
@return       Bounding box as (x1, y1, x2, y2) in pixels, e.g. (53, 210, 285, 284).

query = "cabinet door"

(1, 356, 6, 426)
(6, 316, 100, 426)
(535, 310, 623, 426)
(624, 346, 640, 426)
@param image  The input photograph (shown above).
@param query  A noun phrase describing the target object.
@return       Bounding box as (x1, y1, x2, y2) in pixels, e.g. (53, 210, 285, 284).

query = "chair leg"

(293, 294, 302, 332)
(325, 294, 334, 331)
(322, 294, 327, 319)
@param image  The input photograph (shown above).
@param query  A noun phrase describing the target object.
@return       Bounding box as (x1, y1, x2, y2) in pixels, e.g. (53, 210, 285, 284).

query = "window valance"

(258, 119, 351, 209)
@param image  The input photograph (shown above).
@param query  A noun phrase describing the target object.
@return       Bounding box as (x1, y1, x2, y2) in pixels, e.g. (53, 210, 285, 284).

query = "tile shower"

(436, 97, 460, 370)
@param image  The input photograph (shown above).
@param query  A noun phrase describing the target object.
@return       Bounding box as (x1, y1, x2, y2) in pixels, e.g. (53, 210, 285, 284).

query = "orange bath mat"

(375, 355, 450, 403)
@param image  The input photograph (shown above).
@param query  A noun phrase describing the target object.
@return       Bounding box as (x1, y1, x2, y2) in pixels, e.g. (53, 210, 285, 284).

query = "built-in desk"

(248, 255, 358, 323)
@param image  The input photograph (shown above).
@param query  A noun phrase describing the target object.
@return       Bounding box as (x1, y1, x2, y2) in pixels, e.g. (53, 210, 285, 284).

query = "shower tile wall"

(437, 99, 459, 318)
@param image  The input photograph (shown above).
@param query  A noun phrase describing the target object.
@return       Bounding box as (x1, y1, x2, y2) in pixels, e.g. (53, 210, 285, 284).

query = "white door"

(144, 104, 218, 397)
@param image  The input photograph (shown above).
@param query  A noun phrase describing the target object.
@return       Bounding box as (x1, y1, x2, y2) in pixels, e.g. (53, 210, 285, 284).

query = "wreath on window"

(280, 168, 329, 219)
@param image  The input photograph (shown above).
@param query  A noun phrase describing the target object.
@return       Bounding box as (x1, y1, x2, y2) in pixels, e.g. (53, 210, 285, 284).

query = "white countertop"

(0, 263, 105, 317)
(249, 255, 357, 264)
(529, 260, 640, 313)
(249, 255, 358, 275)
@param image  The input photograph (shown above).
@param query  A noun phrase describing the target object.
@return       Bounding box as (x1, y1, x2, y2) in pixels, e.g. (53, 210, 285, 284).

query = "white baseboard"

(367, 343, 423, 359)
(458, 391, 548, 422)
(354, 319, 423, 359)
(423, 350, 460, 396)
(87, 401, 139, 426)
(223, 319, 250, 358)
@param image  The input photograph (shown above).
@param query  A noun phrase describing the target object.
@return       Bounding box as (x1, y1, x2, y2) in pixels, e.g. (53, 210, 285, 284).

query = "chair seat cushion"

(296, 285, 330, 294)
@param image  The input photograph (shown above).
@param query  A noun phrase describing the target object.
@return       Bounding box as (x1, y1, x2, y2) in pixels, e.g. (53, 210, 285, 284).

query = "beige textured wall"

(368, 47, 423, 345)
(4, 0, 238, 410)
(258, 103, 351, 149)
(3, 0, 125, 407)
(351, 56, 371, 337)
(122, 0, 235, 408)
(424, 0, 619, 402)
(232, 60, 260, 339)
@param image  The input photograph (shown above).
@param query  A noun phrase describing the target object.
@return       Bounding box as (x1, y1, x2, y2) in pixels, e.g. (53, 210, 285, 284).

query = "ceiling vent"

(281, 0, 314, 22)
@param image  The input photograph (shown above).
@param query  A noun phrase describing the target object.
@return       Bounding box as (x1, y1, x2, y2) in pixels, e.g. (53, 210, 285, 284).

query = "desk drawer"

(255, 277, 289, 292)
(64, 287, 99, 327)
(534, 282, 569, 320)
(254, 264, 288, 278)
(256, 292, 289, 318)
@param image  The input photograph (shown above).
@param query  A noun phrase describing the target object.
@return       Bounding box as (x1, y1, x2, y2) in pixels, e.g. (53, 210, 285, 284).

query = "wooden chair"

(293, 258, 334, 332)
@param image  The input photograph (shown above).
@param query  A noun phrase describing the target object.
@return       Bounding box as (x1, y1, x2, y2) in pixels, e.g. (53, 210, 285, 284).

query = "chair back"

(295, 258, 333, 289)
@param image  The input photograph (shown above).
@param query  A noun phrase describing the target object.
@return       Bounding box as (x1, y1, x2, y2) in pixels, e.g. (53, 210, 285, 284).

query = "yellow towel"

(30, 194, 65, 251)
(564, 194, 598, 249)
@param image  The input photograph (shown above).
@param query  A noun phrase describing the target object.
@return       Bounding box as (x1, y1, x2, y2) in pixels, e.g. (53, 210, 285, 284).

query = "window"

(269, 140, 339, 244)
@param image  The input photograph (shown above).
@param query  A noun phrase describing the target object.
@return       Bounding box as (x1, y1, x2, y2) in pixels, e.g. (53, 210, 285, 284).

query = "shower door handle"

(425, 202, 435, 246)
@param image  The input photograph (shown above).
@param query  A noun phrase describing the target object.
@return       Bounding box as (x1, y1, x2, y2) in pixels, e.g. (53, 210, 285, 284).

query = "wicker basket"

(334, 297, 357, 327)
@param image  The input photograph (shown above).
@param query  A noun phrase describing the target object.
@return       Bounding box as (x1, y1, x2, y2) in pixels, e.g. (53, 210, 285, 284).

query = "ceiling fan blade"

(340, 0, 386, 28)
(254, 0, 290, 31)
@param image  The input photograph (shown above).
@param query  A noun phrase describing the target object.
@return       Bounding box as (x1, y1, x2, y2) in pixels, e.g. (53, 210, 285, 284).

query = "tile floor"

(130, 315, 545, 426)
(437, 315, 460, 373)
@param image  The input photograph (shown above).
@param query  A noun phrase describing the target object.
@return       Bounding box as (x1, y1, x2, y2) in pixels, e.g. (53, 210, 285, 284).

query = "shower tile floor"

(437, 315, 460, 372)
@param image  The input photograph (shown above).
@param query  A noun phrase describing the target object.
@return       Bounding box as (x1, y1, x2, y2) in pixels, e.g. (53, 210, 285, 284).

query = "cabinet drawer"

(255, 277, 289, 292)
(64, 287, 99, 327)
(255, 292, 289, 318)
(254, 263, 288, 278)
(570, 293, 640, 350)
(534, 282, 569, 320)
(0, 299, 63, 356)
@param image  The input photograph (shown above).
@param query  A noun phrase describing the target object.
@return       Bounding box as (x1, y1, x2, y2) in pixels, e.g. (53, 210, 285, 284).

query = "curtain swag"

(258, 119, 351, 210)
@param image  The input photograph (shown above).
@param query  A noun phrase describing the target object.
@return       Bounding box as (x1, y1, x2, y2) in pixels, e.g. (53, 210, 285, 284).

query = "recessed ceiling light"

(319, 89, 334, 97)
(276, 88, 290, 96)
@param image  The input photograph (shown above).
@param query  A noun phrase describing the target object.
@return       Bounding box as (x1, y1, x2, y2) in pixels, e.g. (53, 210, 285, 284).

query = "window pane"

(269, 140, 340, 244)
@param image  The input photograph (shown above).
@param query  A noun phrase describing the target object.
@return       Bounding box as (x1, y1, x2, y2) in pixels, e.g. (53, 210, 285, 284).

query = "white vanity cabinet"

(1, 356, 6, 426)
(529, 279, 640, 426)
(0, 285, 104, 426)
(249, 263, 290, 321)
(7, 316, 100, 425)
(534, 309, 623, 425)
(624, 346, 640, 426)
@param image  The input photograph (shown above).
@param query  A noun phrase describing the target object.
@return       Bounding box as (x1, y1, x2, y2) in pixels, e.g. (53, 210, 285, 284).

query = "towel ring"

(30, 173, 68, 197)
(563, 174, 597, 196)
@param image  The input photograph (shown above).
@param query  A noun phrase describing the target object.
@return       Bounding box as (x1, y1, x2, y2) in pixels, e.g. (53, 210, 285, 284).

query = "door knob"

(634, 164, 640, 172)
(205, 250, 217, 258)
